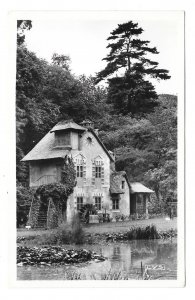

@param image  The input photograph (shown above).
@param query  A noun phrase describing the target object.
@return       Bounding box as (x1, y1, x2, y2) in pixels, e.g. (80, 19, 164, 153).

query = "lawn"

(83, 217, 177, 234)
(17, 217, 177, 238)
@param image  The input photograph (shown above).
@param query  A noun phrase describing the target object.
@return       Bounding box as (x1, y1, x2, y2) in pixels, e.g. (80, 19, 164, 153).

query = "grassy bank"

(17, 217, 177, 237)
(17, 223, 177, 246)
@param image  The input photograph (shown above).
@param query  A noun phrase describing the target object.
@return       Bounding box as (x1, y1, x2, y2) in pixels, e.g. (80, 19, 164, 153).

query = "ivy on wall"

(27, 156, 76, 228)
(35, 155, 76, 204)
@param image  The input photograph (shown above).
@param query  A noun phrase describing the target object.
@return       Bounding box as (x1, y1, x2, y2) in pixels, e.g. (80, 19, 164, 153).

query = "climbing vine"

(35, 155, 76, 203)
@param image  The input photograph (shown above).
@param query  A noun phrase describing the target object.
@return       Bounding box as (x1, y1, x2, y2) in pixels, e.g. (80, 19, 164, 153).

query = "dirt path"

(17, 217, 177, 238)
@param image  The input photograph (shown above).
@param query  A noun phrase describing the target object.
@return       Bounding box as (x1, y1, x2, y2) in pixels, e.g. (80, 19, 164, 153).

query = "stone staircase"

(37, 201, 48, 228)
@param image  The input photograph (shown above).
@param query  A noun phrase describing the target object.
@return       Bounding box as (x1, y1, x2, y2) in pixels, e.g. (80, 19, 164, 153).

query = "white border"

(2, 6, 185, 291)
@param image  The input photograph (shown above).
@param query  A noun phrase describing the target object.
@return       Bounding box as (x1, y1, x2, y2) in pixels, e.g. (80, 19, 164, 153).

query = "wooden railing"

(35, 175, 57, 186)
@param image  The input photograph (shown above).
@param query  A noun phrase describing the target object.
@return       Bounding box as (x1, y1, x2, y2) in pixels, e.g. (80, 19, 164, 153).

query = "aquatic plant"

(100, 270, 129, 280)
(62, 270, 152, 280)
(17, 245, 105, 265)
(126, 225, 160, 240)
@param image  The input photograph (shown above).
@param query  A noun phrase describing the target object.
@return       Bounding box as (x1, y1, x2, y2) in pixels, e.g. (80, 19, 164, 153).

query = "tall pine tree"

(96, 21, 170, 115)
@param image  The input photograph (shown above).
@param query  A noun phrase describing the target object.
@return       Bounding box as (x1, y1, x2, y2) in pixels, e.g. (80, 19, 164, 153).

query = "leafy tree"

(16, 47, 109, 184)
(17, 20, 32, 45)
(16, 46, 60, 154)
(96, 21, 170, 115)
(144, 94, 177, 202)
(99, 94, 177, 205)
(52, 53, 71, 71)
(17, 184, 33, 227)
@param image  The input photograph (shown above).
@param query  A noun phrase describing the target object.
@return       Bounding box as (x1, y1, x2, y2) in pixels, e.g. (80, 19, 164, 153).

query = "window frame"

(77, 197, 83, 210)
(121, 180, 125, 189)
(95, 196, 102, 210)
(95, 166, 102, 178)
(77, 165, 83, 178)
(112, 198, 119, 210)
(55, 131, 71, 147)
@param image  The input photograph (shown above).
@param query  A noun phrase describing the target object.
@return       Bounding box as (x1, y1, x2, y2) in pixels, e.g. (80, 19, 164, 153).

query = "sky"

(24, 11, 183, 95)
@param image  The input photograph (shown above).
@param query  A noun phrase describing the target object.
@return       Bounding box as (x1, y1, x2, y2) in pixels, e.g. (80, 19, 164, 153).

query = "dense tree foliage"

(98, 94, 177, 207)
(16, 21, 177, 225)
(96, 21, 170, 115)
(17, 20, 32, 46)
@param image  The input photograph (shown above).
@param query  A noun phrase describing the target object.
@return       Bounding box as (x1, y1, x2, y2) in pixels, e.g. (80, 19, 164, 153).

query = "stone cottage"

(22, 120, 153, 227)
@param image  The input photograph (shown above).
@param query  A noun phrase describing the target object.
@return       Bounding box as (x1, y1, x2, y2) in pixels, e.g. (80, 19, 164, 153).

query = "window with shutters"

(95, 197, 101, 210)
(74, 154, 86, 185)
(77, 197, 83, 210)
(77, 165, 83, 177)
(95, 166, 102, 178)
(92, 156, 104, 185)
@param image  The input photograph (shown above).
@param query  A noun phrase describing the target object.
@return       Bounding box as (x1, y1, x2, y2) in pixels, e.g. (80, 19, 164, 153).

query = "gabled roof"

(88, 129, 114, 162)
(21, 130, 80, 161)
(50, 120, 86, 132)
(130, 182, 154, 194)
(110, 171, 129, 194)
(22, 121, 114, 162)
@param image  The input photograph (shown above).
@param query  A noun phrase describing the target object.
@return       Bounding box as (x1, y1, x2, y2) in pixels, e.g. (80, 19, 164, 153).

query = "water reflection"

(17, 239, 177, 280)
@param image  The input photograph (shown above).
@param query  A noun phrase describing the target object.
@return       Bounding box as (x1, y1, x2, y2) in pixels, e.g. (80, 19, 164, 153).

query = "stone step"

(37, 222, 46, 225)
(38, 214, 47, 218)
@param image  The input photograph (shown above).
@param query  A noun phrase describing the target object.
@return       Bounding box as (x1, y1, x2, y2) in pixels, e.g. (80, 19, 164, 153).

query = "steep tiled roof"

(110, 171, 127, 194)
(50, 120, 86, 132)
(130, 182, 154, 194)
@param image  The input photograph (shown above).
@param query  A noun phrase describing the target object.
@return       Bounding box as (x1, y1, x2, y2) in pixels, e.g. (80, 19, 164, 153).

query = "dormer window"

(51, 120, 85, 150)
(55, 131, 71, 147)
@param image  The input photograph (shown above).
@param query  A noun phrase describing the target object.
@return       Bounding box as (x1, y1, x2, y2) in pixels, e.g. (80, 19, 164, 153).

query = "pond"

(17, 239, 177, 280)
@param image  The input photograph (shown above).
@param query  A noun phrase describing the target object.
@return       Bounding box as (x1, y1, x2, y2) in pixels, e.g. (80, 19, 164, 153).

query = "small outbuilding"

(130, 182, 154, 215)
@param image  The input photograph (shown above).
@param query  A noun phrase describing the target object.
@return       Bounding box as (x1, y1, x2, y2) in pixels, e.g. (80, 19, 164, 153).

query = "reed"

(126, 225, 160, 240)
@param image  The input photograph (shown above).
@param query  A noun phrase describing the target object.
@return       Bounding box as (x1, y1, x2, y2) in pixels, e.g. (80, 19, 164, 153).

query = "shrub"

(71, 213, 85, 244)
(97, 213, 103, 223)
(38, 213, 85, 245)
(17, 184, 34, 227)
(115, 214, 121, 222)
(126, 225, 160, 240)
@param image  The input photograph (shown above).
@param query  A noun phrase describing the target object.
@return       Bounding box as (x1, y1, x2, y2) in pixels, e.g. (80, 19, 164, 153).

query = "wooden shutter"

(83, 163, 86, 184)
(92, 161, 96, 185)
(101, 166, 104, 185)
